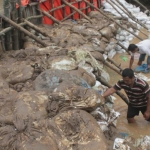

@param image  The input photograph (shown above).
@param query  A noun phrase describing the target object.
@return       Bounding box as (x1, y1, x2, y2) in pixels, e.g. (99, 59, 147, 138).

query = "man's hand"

(143, 111, 150, 120)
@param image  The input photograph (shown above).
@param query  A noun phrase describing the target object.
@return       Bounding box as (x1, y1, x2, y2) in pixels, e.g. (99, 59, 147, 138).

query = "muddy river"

(106, 28, 150, 139)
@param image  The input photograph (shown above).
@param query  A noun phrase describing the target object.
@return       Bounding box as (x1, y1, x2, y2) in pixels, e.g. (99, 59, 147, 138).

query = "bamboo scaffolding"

(96, 75, 129, 105)
(83, 0, 143, 41)
(0, 14, 48, 47)
(107, 0, 148, 37)
(48, 1, 78, 13)
(0, 15, 42, 36)
(62, 6, 90, 21)
(115, 0, 148, 30)
(62, 0, 92, 23)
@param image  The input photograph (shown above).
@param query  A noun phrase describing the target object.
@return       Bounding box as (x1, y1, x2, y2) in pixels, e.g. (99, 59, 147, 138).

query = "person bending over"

(128, 39, 150, 73)
(103, 68, 150, 123)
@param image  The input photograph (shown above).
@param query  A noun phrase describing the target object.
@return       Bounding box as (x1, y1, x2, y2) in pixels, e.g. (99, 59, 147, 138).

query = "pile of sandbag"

(0, 43, 119, 150)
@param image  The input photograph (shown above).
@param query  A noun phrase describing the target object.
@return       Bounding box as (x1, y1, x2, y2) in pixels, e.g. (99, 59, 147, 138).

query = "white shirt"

(136, 39, 150, 55)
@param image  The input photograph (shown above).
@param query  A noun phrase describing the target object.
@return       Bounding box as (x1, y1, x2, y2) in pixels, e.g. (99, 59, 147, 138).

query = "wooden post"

(0, 14, 48, 47)
(83, 0, 144, 41)
(17, 0, 24, 49)
(10, 0, 19, 50)
(97, 0, 101, 9)
(3, 0, 12, 50)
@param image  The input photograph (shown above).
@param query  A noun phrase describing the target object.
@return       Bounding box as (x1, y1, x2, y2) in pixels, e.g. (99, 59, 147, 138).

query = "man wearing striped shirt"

(103, 68, 150, 123)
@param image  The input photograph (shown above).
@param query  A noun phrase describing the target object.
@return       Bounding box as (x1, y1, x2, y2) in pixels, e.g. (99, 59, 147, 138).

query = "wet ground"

(106, 28, 150, 140)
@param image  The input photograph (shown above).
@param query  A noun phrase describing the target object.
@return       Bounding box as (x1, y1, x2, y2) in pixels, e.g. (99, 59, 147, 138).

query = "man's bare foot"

(137, 61, 142, 66)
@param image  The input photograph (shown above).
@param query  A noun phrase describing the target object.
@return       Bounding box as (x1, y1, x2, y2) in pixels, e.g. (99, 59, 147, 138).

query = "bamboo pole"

(103, 61, 122, 75)
(115, 0, 148, 30)
(96, 75, 129, 105)
(41, 10, 61, 24)
(117, 42, 130, 54)
(62, 6, 90, 21)
(48, 1, 78, 13)
(62, 0, 93, 23)
(107, 57, 123, 72)
(133, 0, 150, 14)
(0, 14, 48, 47)
(24, 19, 52, 39)
(83, 0, 143, 41)
(106, 0, 124, 18)
(107, 0, 148, 37)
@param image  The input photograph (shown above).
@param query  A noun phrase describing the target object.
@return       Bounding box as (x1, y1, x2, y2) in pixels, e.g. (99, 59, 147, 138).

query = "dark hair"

(128, 44, 138, 52)
(122, 68, 134, 78)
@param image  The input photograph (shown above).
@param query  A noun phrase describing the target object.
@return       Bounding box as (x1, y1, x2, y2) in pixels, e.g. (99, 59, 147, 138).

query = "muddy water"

(106, 28, 150, 139)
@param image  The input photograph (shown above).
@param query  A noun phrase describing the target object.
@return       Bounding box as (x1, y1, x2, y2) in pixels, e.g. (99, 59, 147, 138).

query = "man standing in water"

(128, 39, 150, 73)
(102, 68, 150, 123)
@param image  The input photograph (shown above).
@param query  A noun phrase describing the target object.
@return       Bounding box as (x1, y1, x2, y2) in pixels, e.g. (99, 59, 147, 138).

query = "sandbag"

(34, 109, 108, 150)
(34, 69, 91, 92)
(0, 124, 58, 150)
(69, 67, 96, 87)
(100, 26, 113, 40)
(0, 64, 34, 84)
(48, 83, 104, 112)
(0, 74, 11, 96)
(49, 56, 77, 70)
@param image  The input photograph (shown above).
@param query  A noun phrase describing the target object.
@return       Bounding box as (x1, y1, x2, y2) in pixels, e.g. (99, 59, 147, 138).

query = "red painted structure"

(40, 0, 101, 25)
